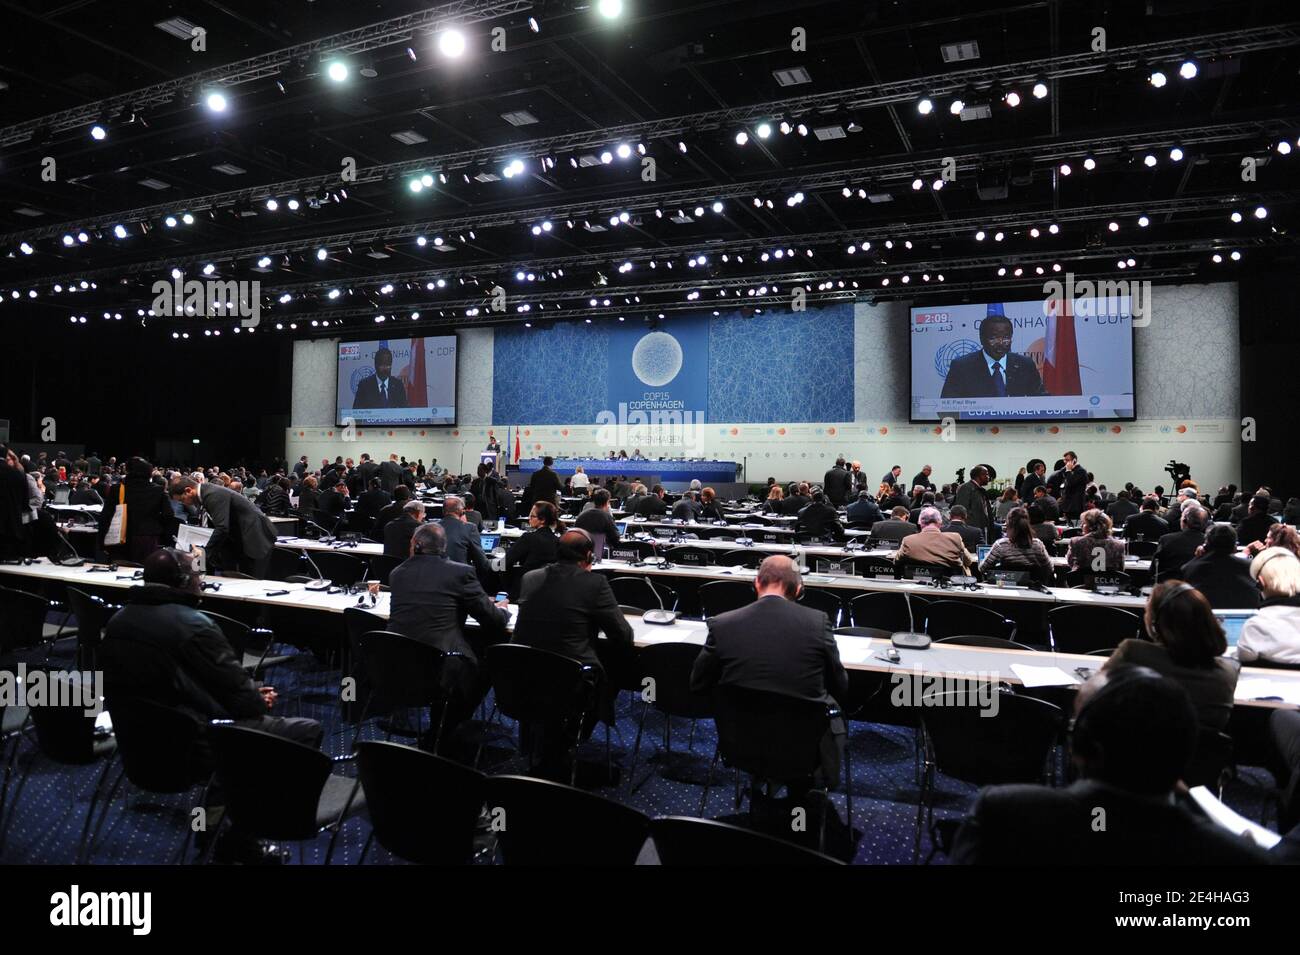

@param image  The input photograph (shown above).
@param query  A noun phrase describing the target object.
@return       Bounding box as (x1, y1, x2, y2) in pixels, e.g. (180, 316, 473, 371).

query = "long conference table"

(2, 557, 1297, 710)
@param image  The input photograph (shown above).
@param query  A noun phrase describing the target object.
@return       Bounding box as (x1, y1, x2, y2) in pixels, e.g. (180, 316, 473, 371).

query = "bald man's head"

(558, 528, 595, 565)
(755, 555, 802, 600)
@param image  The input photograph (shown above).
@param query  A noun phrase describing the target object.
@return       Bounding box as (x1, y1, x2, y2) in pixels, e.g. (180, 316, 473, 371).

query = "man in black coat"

(1105, 489, 1139, 524)
(373, 486, 412, 536)
(355, 478, 391, 525)
(1020, 460, 1047, 499)
(439, 495, 493, 585)
(355, 453, 379, 488)
(170, 478, 276, 578)
(952, 465, 994, 531)
(951, 667, 1269, 866)
(1052, 451, 1089, 520)
(1123, 497, 1169, 542)
(845, 491, 883, 526)
(315, 482, 350, 535)
(870, 506, 920, 545)
(351, 347, 408, 409)
(388, 523, 509, 722)
(939, 314, 1046, 399)
(634, 485, 669, 518)
(796, 490, 842, 538)
(910, 465, 936, 493)
(1031, 485, 1061, 523)
(574, 489, 621, 548)
(1154, 504, 1209, 581)
(822, 458, 852, 506)
(691, 555, 848, 784)
(1182, 525, 1260, 609)
(383, 500, 425, 558)
(378, 454, 402, 493)
(942, 505, 986, 549)
(1237, 495, 1279, 547)
(524, 456, 564, 508)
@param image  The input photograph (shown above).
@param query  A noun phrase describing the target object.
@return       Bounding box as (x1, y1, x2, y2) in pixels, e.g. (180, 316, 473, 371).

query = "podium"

(480, 451, 500, 472)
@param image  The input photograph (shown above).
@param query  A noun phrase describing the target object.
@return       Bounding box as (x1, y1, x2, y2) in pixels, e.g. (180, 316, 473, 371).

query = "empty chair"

(698, 580, 755, 618)
(366, 555, 405, 586)
(0, 586, 55, 653)
(797, 588, 843, 627)
(358, 630, 469, 753)
(627, 642, 712, 789)
(1127, 539, 1158, 559)
(477, 644, 599, 785)
(609, 576, 665, 611)
(666, 545, 715, 567)
(206, 723, 364, 864)
(1185, 728, 1234, 797)
(650, 816, 843, 866)
(849, 592, 929, 632)
(65, 587, 118, 669)
(355, 741, 485, 864)
(935, 635, 1036, 652)
(203, 610, 297, 679)
(925, 601, 1015, 641)
(1047, 605, 1142, 654)
(916, 692, 1064, 862)
(267, 547, 308, 581)
(486, 775, 650, 865)
(718, 549, 766, 569)
(308, 550, 370, 586)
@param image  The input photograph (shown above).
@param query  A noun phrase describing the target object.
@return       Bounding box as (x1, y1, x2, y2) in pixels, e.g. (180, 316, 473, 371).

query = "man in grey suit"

(169, 478, 277, 578)
(439, 495, 492, 586)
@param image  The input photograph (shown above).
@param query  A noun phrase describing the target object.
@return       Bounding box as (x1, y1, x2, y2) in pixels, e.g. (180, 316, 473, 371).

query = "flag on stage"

(513, 426, 522, 465)
(1042, 298, 1082, 395)
(401, 338, 427, 408)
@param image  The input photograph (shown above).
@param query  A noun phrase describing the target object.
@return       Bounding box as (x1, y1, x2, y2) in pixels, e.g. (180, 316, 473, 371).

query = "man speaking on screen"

(940, 305, 1046, 399)
(353, 346, 409, 409)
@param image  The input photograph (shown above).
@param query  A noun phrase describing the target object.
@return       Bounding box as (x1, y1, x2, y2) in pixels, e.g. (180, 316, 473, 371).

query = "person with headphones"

(1104, 580, 1240, 729)
(99, 548, 323, 863)
(951, 666, 1270, 865)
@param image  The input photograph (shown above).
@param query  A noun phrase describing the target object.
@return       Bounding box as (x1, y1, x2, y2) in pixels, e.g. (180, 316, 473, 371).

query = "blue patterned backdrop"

(492, 304, 855, 425)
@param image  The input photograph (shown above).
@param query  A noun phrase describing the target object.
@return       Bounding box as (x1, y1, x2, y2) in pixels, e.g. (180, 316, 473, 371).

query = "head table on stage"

(507, 457, 740, 485)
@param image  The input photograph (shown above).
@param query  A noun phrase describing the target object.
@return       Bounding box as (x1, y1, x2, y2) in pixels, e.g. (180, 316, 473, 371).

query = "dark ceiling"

(1, 0, 1297, 342)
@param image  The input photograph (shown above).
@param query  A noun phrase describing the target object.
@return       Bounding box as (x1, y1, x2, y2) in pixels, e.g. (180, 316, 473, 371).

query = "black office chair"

(845, 555, 898, 578)
(915, 691, 1063, 862)
(354, 741, 485, 864)
(649, 815, 843, 866)
(0, 671, 115, 859)
(267, 547, 308, 581)
(698, 580, 756, 618)
(1185, 728, 1234, 798)
(475, 644, 599, 786)
(798, 588, 844, 626)
(627, 642, 712, 791)
(366, 554, 405, 586)
(897, 560, 959, 582)
(203, 610, 297, 680)
(718, 549, 766, 569)
(206, 723, 363, 865)
(1127, 539, 1158, 559)
(934, 634, 1036, 652)
(1046, 605, 1142, 654)
(84, 697, 213, 864)
(0, 586, 56, 654)
(849, 592, 930, 632)
(65, 586, 119, 669)
(666, 545, 715, 567)
(925, 601, 1015, 641)
(704, 685, 850, 854)
(486, 775, 650, 865)
(609, 576, 665, 611)
(0, 697, 31, 855)
(358, 630, 470, 754)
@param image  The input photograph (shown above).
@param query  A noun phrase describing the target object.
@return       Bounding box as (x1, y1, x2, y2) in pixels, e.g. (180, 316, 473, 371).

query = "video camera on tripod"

(1165, 460, 1191, 486)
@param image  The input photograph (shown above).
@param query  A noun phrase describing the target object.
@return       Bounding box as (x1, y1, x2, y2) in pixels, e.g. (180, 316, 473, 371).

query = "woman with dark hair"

(1066, 508, 1126, 573)
(1246, 522, 1300, 560)
(257, 476, 291, 517)
(98, 456, 178, 564)
(503, 500, 561, 598)
(979, 506, 1051, 582)
(1105, 581, 1238, 728)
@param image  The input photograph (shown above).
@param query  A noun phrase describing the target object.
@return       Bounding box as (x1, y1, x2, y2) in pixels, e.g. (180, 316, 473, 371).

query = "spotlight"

(931, 179, 943, 191)
(62, 234, 75, 246)
(975, 230, 986, 241)
(1138, 215, 1150, 227)
(202, 263, 215, 275)
(529, 16, 540, 33)
(1169, 146, 1185, 162)
(438, 29, 467, 58)
(1230, 250, 1242, 261)
(409, 179, 424, 193)
(77, 232, 89, 243)
(1029, 227, 1040, 238)
(19, 242, 33, 255)
(756, 123, 772, 139)
(1254, 206, 1268, 219)
(1108, 221, 1119, 232)
(1212, 253, 1223, 264)
(796, 124, 808, 136)
(257, 256, 272, 268)
(286, 198, 300, 210)
(1279, 140, 1294, 156)
(1143, 153, 1157, 167)
(1179, 59, 1198, 79)
(1004, 90, 1021, 108)
(596, 0, 624, 18)
(994, 231, 1005, 242)
(599, 151, 612, 164)
(1059, 162, 1072, 176)
(711, 201, 723, 213)
(1083, 154, 1097, 171)
(328, 289, 340, 299)
(113, 224, 128, 239)
(206, 91, 228, 113)
(616, 143, 631, 159)
(327, 61, 349, 83)
(1231, 211, 1243, 223)
(1031, 80, 1048, 99)
(421, 174, 434, 187)
(735, 131, 749, 146)
(90, 124, 107, 141)
(949, 97, 964, 115)
(1149, 69, 1167, 88)
(316, 247, 328, 261)
(779, 121, 791, 135)
(911, 177, 923, 190)
(266, 198, 278, 211)
(677, 141, 688, 153)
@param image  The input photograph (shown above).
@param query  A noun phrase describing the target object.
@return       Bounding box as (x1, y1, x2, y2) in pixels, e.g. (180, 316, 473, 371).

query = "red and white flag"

(1043, 298, 1082, 395)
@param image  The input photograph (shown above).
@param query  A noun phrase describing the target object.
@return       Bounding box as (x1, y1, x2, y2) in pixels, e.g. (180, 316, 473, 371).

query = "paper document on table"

(1188, 786, 1281, 849)
(833, 638, 879, 665)
(1009, 664, 1077, 687)
(1235, 678, 1300, 705)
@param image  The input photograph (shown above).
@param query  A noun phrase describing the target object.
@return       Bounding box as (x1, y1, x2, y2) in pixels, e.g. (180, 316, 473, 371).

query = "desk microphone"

(891, 591, 931, 650)
(296, 546, 333, 590)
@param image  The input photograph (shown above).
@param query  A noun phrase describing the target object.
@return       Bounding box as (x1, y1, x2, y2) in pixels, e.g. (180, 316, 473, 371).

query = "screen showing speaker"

(335, 336, 457, 426)
(910, 296, 1136, 422)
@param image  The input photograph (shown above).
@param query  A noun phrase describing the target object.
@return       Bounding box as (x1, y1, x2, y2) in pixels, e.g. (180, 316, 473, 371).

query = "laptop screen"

(1213, 610, 1257, 648)
(479, 533, 500, 552)
(616, 522, 627, 536)
(977, 545, 993, 564)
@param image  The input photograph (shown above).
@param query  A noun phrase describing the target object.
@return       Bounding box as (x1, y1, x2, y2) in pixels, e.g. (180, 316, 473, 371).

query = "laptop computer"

(616, 521, 627, 536)
(977, 544, 993, 564)
(1213, 609, 1257, 648)
(479, 533, 500, 553)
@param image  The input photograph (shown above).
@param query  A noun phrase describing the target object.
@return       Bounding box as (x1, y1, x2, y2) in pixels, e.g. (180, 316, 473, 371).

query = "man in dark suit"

(514, 529, 634, 775)
(951, 667, 1269, 866)
(1020, 460, 1047, 499)
(1181, 524, 1260, 609)
(316, 481, 350, 534)
(1123, 496, 1169, 542)
(940, 313, 1046, 399)
(910, 465, 936, 493)
(292, 456, 308, 479)
(574, 488, 621, 547)
(1154, 504, 1209, 581)
(942, 505, 986, 549)
(373, 485, 412, 536)
(691, 555, 848, 784)
(438, 495, 493, 585)
(634, 484, 669, 518)
(671, 491, 702, 522)
(388, 522, 510, 725)
(378, 454, 402, 493)
(355, 478, 391, 525)
(1237, 494, 1279, 547)
(870, 506, 919, 545)
(846, 490, 883, 526)
(169, 478, 277, 578)
(1105, 489, 1139, 524)
(525, 456, 564, 509)
(796, 490, 842, 538)
(383, 500, 425, 558)
(351, 347, 408, 409)
(355, 453, 379, 488)
(1052, 451, 1089, 520)
(822, 458, 852, 506)
(881, 465, 902, 487)
(953, 465, 994, 532)
(782, 482, 811, 515)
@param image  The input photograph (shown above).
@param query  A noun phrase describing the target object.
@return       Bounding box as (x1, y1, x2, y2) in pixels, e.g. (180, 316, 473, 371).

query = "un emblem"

(350, 366, 375, 395)
(935, 339, 979, 377)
